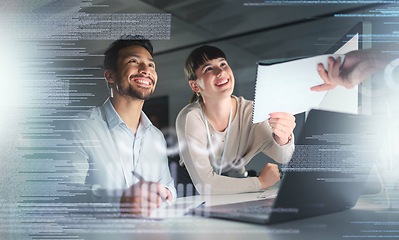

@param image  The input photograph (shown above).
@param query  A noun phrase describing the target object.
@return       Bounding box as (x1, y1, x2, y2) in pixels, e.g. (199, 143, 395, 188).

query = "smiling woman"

(175, 45, 296, 195)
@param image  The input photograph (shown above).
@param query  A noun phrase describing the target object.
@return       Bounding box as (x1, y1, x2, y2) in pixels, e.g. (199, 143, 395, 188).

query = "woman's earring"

(196, 92, 200, 97)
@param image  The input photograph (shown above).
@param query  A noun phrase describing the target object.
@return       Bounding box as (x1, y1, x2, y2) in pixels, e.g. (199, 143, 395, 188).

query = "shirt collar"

(136, 107, 152, 136)
(101, 98, 152, 131)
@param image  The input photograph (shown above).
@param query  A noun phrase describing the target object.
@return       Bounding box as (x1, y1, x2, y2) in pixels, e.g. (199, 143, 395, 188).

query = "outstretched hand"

(311, 51, 385, 92)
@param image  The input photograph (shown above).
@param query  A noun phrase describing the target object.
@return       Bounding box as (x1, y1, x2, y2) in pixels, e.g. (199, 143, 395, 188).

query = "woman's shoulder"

(233, 95, 254, 113)
(176, 101, 206, 134)
(176, 101, 202, 122)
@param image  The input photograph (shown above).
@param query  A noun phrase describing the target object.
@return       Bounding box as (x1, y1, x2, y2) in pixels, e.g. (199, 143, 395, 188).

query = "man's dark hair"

(103, 35, 153, 72)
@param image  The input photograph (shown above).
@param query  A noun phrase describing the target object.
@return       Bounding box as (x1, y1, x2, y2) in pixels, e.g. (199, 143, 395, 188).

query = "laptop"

(192, 109, 381, 224)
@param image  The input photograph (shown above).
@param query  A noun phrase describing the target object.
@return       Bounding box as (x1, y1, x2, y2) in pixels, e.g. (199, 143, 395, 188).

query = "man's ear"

(189, 80, 200, 92)
(104, 69, 115, 84)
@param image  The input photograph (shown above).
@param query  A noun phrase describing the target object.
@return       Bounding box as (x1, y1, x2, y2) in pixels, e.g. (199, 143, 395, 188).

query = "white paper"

(252, 54, 344, 123)
(149, 198, 205, 219)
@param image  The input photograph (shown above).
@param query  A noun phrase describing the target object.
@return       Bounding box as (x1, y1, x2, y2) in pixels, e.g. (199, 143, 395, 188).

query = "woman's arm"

(175, 108, 262, 195)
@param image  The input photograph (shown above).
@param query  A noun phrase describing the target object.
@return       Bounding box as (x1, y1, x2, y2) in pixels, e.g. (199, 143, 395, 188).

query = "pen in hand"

(132, 170, 145, 182)
(132, 171, 172, 207)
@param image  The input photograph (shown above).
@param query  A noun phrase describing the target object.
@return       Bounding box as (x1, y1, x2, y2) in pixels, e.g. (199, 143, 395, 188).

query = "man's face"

(111, 45, 158, 100)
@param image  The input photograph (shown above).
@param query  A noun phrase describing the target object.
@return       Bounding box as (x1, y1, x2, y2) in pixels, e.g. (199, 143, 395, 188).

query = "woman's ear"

(104, 69, 115, 84)
(189, 80, 200, 92)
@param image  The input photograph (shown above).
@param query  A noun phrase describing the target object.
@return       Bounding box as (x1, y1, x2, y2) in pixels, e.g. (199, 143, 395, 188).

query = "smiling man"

(64, 35, 176, 216)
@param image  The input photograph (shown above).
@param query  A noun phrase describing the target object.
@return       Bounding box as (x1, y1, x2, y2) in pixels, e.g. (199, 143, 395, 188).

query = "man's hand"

(311, 51, 385, 92)
(120, 181, 172, 217)
(268, 112, 295, 145)
(257, 163, 280, 189)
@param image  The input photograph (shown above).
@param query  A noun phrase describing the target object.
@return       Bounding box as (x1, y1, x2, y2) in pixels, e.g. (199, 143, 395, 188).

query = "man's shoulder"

(65, 106, 105, 130)
(75, 106, 103, 123)
(78, 106, 102, 118)
(54, 106, 105, 141)
(146, 124, 165, 138)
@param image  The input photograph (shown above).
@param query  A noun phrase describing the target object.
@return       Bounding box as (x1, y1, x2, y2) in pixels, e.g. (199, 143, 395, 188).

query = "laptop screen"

(195, 109, 383, 225)
(271, 109, 381, 223)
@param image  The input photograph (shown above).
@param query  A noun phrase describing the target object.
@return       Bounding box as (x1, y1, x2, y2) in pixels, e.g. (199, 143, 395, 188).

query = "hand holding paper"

(311, 50, 387, 92)
(252, 54, 344, 123)
(268, 112, 296, 145)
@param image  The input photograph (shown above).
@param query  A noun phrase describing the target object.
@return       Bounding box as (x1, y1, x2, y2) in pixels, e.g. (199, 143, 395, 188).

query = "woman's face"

(190, 57, 235, 100)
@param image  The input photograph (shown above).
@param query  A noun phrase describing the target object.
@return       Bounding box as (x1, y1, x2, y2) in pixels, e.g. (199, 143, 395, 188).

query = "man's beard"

(117, 84, 154, 100)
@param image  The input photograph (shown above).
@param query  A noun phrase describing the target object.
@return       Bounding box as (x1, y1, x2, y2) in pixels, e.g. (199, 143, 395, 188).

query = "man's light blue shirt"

(66, 98, 176, 201)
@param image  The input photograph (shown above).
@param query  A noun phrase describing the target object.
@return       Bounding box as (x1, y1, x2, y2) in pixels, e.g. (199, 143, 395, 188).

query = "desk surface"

(3, 191, 398, 240)
(96, 193, 399, 240)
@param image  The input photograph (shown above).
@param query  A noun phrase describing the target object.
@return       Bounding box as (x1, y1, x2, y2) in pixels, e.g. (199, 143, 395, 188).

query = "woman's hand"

(257, 163, 280, 189)
(268, 112, 296, 145)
